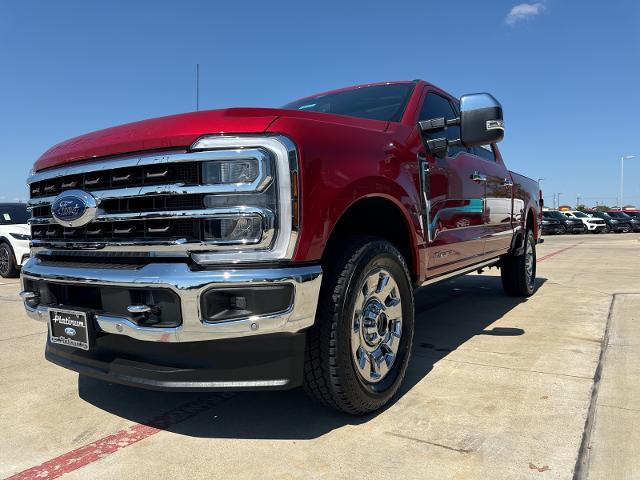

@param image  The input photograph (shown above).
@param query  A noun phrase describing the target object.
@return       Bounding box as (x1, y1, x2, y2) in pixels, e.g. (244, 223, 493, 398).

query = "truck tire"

(500, 230, 536, 297)
(0, 242, 19, 278)
(303, 237, 414, 414)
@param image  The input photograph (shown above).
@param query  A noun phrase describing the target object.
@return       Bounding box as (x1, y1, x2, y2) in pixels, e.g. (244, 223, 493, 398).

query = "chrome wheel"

(0, 246, 9, 276)
(525, 237, 535, 287)
(351, 268, 403, 383)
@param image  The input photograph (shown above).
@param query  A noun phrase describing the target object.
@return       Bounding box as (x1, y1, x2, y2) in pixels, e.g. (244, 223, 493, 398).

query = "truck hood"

(34, 108, 388, 172)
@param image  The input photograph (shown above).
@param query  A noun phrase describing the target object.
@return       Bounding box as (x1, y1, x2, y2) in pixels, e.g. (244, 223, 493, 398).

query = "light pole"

(576, 193, 581, 209)
(620, 154, 636, 209)
(557, 192, 563, 209)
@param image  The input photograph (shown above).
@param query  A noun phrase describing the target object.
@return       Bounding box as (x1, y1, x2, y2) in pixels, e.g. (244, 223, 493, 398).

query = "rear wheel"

(303, 237, 414, 414)
(501, 230, 536, 297)
(582, 225, 588, 233)
(0, 243, 18, 278)
(558, 225, 567, 234)
(620, 224, 631, 233)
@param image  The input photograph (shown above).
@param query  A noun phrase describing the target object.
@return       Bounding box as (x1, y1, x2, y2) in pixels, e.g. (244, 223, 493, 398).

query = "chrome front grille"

(27, 135, 298, 263)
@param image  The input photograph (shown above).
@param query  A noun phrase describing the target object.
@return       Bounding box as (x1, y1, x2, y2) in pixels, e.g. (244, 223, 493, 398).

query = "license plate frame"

(48, 307, 92, 351)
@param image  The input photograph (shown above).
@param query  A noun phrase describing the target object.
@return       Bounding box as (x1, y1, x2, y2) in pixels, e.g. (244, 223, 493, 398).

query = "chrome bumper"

(20, 257, 322, 343)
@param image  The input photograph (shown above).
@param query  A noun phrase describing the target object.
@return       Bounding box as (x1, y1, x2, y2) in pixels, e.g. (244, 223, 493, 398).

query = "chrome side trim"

(420, 258, 500, 287)
(21, 258, 322, 342)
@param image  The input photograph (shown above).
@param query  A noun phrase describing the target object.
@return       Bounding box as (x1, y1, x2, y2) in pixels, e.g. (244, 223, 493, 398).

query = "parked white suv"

(562, 210, 606, 233)
(0, 203, 31, 278)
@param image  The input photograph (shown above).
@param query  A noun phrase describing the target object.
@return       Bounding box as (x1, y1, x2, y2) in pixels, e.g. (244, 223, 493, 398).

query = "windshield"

(572, 211, 588, 218)
(544, 211, 563, 219)
(0, 204, 30, 225)
(282, 83, 415, 122)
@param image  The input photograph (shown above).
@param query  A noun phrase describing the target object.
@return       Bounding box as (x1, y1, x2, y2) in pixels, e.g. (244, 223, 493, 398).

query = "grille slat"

(32, 219, 202, 242)
(30, 162, 200, 198)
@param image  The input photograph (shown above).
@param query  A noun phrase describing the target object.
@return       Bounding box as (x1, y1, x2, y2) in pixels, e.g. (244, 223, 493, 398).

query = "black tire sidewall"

(0, 243, 17, 278)
(335, 244, 414, 404)
(524, 230, 536, 295)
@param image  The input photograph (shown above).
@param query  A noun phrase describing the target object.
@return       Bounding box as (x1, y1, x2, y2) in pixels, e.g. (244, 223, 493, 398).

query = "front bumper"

(12, 241, 30, 266)
(44, 331, 307, 391)
(21, 258, 322, 390)
(21, 258, 322, 342)
(542, 225, 564, 234)
(565, 223, 584, 233)
(585, 222, 605, 231)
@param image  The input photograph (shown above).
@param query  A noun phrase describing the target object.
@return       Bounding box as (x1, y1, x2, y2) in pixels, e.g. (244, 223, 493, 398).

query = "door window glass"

(419, 93, 465, 156)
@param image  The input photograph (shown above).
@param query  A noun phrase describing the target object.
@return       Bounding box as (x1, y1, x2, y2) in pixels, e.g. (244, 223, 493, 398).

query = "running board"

(419, 258, 500, 287)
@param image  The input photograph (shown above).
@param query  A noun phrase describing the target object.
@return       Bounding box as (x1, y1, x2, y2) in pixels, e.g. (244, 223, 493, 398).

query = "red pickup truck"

(21, 80, 541, 414)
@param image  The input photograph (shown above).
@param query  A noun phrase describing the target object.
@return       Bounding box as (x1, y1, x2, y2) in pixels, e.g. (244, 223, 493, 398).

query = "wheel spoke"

(355, 347, 365, 369)
(376, 272, 390, 294)
(385, 300, 402, 320)
(369, 348, 389, 380)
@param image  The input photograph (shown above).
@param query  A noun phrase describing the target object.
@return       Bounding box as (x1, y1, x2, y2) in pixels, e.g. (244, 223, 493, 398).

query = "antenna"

(196, 64, 200, 111)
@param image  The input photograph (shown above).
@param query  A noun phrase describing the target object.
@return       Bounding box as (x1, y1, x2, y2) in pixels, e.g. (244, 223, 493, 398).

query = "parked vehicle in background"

(589, 211, 632, 233)
(607, 211, 640, 232)
(541, 215, 565, 235)
(543, 210, 584, 234)
(562, 210, 606, 233)
(19, 80, 542, 414)
(0, 203, 31, 278)
(622, 210, 640, 221)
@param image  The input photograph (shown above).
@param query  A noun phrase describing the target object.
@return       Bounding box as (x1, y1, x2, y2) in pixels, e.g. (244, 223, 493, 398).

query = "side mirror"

(459, 93, 504, 147)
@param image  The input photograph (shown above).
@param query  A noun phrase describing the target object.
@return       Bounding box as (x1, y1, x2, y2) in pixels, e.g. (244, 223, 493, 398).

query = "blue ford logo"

(51, 190, 98, 227)
(64, 327, 77, 336)
(53, 196, 86, 221)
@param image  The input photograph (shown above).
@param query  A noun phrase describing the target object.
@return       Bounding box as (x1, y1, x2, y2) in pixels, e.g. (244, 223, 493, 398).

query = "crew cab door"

(418, 90, 487, 273)
(470, 145, 514, 256)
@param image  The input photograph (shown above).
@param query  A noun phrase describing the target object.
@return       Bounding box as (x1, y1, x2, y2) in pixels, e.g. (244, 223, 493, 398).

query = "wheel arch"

(322, 195, 419, 284)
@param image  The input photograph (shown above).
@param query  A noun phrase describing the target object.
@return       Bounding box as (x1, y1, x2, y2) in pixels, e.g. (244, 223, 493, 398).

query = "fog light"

(200, 285, 294, 323)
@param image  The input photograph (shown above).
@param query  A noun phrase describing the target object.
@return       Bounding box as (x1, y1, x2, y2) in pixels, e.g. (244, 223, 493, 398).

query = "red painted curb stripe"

(5, 393, 232, 480)
(538, 243, 581, 263)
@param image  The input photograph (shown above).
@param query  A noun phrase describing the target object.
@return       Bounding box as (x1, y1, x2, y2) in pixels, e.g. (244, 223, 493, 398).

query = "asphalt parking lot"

(2, 234, 639, 480)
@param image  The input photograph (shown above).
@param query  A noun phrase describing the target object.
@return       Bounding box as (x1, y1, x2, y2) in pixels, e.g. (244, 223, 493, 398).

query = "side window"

(419, 92, 465, 156)
(473, 145, 496, 162)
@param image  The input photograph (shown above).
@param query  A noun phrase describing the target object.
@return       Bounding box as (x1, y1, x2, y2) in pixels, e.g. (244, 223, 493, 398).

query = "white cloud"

(505, 2, 546, 25)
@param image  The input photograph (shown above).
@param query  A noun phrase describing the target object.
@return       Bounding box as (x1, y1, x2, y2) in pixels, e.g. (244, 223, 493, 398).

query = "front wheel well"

(322, 197, 416, 283)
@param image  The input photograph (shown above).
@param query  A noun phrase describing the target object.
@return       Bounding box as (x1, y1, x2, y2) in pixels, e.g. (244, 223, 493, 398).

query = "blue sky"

(0, 0, 638, 207)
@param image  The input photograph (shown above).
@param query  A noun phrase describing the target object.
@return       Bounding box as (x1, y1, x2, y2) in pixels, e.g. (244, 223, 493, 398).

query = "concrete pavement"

(1, 234, 639, 479)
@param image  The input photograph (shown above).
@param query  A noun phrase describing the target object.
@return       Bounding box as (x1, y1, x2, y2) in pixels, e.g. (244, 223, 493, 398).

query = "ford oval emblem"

(51, 190, 98, 227)
(64, 327, 77, 336)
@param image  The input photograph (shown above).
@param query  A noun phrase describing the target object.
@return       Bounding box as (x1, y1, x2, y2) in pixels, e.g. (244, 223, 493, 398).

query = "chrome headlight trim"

(190, 135, 298, 263)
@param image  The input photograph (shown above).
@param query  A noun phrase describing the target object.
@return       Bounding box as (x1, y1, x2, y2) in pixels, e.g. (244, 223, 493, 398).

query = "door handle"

(502, 178, 514, 187)
(470, 171, 487, 182)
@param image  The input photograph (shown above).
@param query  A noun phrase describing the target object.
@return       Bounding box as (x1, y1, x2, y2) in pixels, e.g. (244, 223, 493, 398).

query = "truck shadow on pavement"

(79, 274, 546, 440)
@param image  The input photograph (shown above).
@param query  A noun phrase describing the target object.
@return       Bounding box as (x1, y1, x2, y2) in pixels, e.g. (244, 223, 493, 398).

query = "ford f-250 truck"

(20, 80, 541, 414)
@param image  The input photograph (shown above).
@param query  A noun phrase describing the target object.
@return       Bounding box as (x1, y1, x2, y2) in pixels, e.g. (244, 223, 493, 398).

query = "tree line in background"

(573, 204, 638, 212)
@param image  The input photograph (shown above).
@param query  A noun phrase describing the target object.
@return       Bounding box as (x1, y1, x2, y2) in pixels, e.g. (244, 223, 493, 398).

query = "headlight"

(189, 135, 298, 264)
(203, 215, 265, 244)
(202, 159, 260, 185)
(9, 233, 30, 241)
